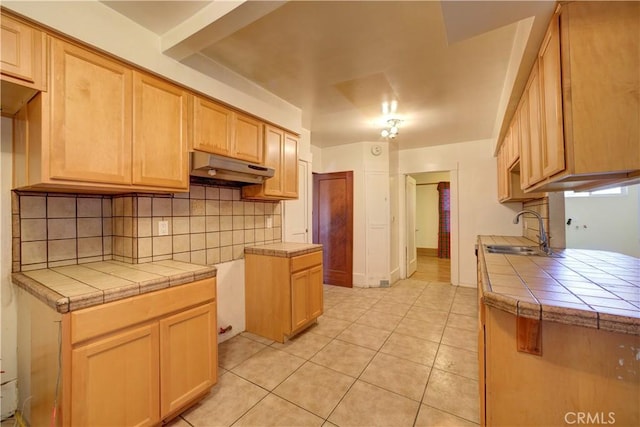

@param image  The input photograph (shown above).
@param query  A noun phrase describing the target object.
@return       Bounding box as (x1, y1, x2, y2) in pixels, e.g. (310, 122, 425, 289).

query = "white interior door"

(283, 159, 310, 243)
(406, 175, 417, 277)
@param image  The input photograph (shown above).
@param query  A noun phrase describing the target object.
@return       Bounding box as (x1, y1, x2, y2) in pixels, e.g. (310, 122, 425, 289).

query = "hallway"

(410, 255, 451, 284)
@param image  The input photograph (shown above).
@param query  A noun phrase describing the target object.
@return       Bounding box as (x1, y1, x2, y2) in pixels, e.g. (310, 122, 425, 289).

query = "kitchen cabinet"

(242, 124, 298, 200)
(521, 2, 640, 192)
(520, 64, 544, 189)
(18, 277, 217, 427)
(12, 36, 190, 193)
(245, 247, 323, 343)
(0, 12, 46, 114)
(192, 96, 263, 164)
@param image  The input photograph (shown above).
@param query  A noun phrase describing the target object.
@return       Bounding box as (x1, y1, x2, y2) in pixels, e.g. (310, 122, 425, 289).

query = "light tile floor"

(170, 278, 480, 427)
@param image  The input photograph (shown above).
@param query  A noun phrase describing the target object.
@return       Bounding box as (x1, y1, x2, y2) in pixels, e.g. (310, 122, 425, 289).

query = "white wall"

(399, 139, 524, 286)
(565, 184, 640, 258)
(1, 117, 17, 418)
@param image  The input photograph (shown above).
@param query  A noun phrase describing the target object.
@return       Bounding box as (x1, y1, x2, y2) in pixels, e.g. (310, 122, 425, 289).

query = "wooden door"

(49, 38, 132, 184)
(539, 13, 565, 179)
(406, 175, 417, 276)
(159, 303, 216, 419)
(192, 96, 233, 156)
(313, 171, 353, 287)
(132, 71, 189, 190)
(234, 113, 263, 163)
(72, 323, 160, 427)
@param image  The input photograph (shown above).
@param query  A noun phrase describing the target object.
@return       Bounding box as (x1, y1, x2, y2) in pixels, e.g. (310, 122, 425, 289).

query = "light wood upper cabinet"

(12, 36, 190, 193)
(242, 124, 298, 200)
(192, 96, 263, 164)
(49, 38, 132, 185)
(521, 2, 640, 192)
(132, 71, 189, 190)
(0, 12, 46, 114)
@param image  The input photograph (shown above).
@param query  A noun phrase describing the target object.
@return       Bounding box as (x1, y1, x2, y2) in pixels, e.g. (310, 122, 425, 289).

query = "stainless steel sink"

(484, 244, 545, 256)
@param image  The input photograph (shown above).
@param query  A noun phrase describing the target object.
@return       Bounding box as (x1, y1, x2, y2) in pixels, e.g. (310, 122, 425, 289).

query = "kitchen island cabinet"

(12, 261, 217, 427)
(477, 236, 640, 426)
(244, 243, 323, 342)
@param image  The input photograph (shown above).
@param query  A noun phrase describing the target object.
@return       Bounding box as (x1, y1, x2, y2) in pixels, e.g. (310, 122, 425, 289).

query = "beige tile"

(190, 184, 205, 199)
(205, 216, 219, 232)
(191, 250, 206, 265)
(181, 372, 268, 426)
(152, 236, 172, 256)
(173, 235, 190, 253)
(152, 217, 172, 237)
(395, 317, 445, 343)
(241, 332, 275, 345)
(21, 241, 47, 265)
(77, 218, 103, 238)
(20, 195, 46, 218)
(360, 352, 431, 401)
(423, 368, 480, 423)
(206, 248, 220, 264)
(446, 313, 477, 332)
(274, 361, 354, 418)
(308, 316, 351, 338)
(219, 231, 233, 246)
(270, 329, 331, 359)
(244, 215, 255, 229)
(220, 215, 233, 231)
(137, 197, 151, 217)
(336, 322, 391, 351)
(434, 344, 478, 380)
(48, 196, 76, 218)
(218, 335, 267, 370)
(172, 198, 190, 216)
(232, 229, 244, 245)
(405, 306, 450, 325)
(190, 233, 205, 251)
(190, 216, 205, 233)
(234, 393, 323, 427)
(379, 332, 440, 366)
(310, 339, 375, 378)
(355, 308, 403, 331)
(77, 197, 102, 218)
(371, 300, 412, 316)
(137, 218, 152, 238)
(48, 218, 77, 239)
(328, 380, 419, 427)
(220, 200, 233, 215)
(21, 218, 46, 241)
(172, 217, 190, 235)
(205, 186, 219, 200)
(220, 246, 233, 263)
(190, 199, 205, 215)
(231, 347, 305, 391)
(48, 239, 77, 262)
(163, 416, 189, 427)
(415, 404, 479, 427)
(78, 237, 103, 258)
(102, 198, 112, 218)
(152, 197, 171, 217)
(233, 215, 244, 230)
(322, 305, 366, 322)
(205, 200, 220, 216)
(441, 326, 478, 352)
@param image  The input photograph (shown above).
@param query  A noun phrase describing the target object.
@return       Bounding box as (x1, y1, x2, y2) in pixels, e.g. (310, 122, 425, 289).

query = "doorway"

(312, 171, 354, 287)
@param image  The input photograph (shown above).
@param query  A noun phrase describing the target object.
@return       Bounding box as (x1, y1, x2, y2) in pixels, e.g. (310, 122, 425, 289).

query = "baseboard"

(417, 247, 438, 257)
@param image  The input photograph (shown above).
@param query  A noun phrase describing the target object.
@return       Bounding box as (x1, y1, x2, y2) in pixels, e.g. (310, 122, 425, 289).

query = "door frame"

(405, 175, 417, 277)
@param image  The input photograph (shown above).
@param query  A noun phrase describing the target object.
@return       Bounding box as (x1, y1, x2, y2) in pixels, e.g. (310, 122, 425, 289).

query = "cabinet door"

(525, 64, 544, 186)
(262, 124, 284, 196)
(72, 323, 160, 427)
(160, 302, 217, 419)
(282, 133, 299, 198)
(234, 113, 263, 163)
(193, 96, 233, 157)
(132, 71, 189, 190)
(49, 38, 132, 184)
(539, 14, 565, 179)
(0, 14, 44, 87)
(291, 269, 310, 332)
(307, 264, 323, 320)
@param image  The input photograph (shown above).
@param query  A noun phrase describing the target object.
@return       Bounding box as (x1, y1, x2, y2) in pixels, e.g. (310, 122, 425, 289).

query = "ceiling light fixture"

(380, 100, 402, 139)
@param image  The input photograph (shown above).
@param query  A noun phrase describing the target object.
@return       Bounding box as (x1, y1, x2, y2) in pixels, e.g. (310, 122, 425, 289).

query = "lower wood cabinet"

(18, 277, 217, 427)
(245, 250, 323, 342)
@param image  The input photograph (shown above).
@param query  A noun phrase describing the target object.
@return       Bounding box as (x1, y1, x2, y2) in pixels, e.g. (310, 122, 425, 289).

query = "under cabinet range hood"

(190, 152, 275, 184)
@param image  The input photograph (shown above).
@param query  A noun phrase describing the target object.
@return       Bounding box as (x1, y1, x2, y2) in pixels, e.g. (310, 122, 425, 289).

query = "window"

(564, 187, 625, 198)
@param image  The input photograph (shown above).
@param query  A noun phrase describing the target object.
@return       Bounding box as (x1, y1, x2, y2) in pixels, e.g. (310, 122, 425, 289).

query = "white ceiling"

(101, 0, 556, 150)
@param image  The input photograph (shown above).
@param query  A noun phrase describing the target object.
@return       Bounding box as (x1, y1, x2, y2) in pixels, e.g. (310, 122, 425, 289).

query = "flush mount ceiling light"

(380, 100, 403, 139)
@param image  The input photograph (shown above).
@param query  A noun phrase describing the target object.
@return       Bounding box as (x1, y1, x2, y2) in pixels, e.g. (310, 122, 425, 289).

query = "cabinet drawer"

(290, 251, 322, 273)
(70, 278, 216, 344)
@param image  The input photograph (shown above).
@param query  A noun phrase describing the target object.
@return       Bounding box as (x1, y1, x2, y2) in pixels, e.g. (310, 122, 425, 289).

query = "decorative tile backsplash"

(13, 184, 282, 272)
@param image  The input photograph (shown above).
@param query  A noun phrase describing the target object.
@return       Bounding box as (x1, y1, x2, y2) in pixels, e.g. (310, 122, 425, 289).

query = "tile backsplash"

(13, 184, 282, 272)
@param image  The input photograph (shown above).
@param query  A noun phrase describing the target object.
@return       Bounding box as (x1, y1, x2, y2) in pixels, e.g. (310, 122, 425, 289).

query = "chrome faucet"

(513, 210, 552, 255)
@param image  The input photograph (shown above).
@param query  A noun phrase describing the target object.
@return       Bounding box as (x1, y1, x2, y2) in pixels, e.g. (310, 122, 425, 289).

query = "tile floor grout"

(171, 273, 480, 427)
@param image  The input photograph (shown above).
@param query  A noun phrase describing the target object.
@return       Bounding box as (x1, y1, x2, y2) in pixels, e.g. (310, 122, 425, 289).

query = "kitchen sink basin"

(484, 244, 546, 256)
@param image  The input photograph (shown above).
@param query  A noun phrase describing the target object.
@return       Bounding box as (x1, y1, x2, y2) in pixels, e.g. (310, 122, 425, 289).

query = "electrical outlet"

(266, 215, 273, 229)
(158, 220, 169, 236)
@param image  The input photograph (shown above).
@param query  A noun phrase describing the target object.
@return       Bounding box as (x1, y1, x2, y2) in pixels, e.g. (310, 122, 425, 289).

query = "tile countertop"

(478, 236, 640, 335)
(11, 260, 217, 314)
(244, 242, 323, 258)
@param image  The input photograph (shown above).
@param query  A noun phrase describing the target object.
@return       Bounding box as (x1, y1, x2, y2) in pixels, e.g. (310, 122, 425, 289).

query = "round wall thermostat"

(371, 145, 382, 156)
